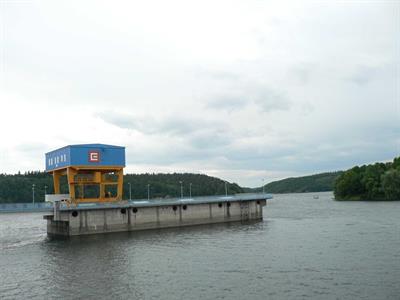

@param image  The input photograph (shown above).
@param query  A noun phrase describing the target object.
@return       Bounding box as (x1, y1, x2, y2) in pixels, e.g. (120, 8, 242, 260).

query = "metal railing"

(0, 193, 273, 212)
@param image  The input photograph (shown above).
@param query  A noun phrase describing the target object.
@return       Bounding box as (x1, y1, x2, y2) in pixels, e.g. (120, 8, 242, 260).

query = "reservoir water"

(1, 192, 399, 299)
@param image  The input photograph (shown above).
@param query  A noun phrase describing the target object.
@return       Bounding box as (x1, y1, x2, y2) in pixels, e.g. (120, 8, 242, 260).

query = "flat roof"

(45, 143, 124, 155)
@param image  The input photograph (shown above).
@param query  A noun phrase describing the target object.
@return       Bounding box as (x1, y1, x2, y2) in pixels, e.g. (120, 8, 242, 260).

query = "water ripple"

(1, 192, 400, 299)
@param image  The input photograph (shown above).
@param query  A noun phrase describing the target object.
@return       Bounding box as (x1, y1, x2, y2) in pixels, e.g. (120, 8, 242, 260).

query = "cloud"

(206, 95, 248, 112)
(188, 130, 232, 149)
(286, 63, 316, 85)
(252, 87, 291, 112)
(14, 143, 48, 154)
(205, 85, 291, 113)
(194, 69, 241, 81)
(1, 1, 398, 187)
(96, 111, 224, 137)
(349, 65, 379, 86)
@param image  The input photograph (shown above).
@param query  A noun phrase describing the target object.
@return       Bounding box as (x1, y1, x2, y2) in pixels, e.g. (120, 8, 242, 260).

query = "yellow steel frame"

(50, 165, 124, 204)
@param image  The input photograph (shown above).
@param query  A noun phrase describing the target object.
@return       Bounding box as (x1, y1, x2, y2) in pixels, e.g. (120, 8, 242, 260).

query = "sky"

(0, 0, 399, 187)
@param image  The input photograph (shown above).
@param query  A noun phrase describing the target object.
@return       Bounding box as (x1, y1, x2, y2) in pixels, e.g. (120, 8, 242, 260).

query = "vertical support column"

(81, 184, 85, 200)
(100, 172, 106, 200)
(67, 167, 76, 202)
(117, 168, 123, 201)
(53, 171, 60, 194)
(54, 200, 60, 220)
(93, 171, 101, 183)
(94, 171, 104, 200)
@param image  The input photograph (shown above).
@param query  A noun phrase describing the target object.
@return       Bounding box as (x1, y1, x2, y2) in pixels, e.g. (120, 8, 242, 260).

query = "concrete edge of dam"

(45, 193, 272, 237)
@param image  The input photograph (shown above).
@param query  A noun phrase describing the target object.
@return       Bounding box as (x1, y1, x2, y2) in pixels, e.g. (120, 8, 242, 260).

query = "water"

(1, 192, 399, 300)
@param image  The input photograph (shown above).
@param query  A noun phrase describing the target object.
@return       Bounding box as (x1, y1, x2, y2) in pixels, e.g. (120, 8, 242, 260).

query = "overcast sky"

(0, 0, 399, 187)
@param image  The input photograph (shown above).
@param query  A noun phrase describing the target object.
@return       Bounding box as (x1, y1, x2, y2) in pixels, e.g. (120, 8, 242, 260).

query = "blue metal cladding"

(45, 146, 71, 171)
(45, 144, 125, 171)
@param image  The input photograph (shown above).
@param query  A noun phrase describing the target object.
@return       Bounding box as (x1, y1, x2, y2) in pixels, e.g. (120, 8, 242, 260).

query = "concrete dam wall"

(45, 194, 269, 236)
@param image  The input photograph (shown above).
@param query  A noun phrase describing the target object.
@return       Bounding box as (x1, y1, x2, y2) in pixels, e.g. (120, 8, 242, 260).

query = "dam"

(43, 144, 271, 236)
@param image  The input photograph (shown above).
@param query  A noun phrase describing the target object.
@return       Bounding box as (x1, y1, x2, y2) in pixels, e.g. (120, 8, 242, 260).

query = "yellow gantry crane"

(45, 144, 125, 204)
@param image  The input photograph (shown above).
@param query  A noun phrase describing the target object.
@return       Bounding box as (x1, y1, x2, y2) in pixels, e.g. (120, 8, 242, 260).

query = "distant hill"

(260, 172, 343, 194)
(1, 168, 368, 203)
(0, 172, 243, 203)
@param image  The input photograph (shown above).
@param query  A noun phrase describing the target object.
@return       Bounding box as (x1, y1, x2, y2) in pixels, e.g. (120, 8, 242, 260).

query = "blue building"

(45, 144, 125, 203)
(45, 144, 125, 171)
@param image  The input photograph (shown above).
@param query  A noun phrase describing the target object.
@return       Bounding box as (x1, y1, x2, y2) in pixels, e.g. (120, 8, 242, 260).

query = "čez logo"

(89, 151, 100, 162)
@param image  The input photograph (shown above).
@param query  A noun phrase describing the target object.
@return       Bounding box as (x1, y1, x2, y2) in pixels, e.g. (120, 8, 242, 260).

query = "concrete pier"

(44, 193, 271, 236)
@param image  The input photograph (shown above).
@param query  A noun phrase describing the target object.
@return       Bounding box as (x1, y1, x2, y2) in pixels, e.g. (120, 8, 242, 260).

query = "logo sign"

(88, 151, 100, 162)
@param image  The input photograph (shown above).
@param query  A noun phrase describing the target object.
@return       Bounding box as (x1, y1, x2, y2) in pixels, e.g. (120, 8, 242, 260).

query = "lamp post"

(128, 182, 131, 200)
(44, 185, 47, 201)
(32, 184, 35, 205)
(189, 183, 192, 198)
(179, 181, 183, 198)
(225, 181, 228, 196)
(147, 184, 150, 201)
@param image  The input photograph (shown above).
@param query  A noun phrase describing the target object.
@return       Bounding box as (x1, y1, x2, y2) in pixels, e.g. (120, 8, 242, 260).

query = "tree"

(392, 157, 400, 170)
(0, 171, 244, 203)
(334, 168, 365, 200)
(334, 157, 400, 200)
(381, 169, 400, 200)
(362, 163, 386, 200)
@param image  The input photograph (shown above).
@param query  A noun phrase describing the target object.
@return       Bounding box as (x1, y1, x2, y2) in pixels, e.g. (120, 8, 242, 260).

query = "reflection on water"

(1, 192, 399, 299)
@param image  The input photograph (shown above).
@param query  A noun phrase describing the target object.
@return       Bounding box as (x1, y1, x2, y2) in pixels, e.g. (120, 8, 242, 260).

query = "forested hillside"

(334, 157, 400, 200)
(0, 172, 243, 203)
(261, 172, 343, 193)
